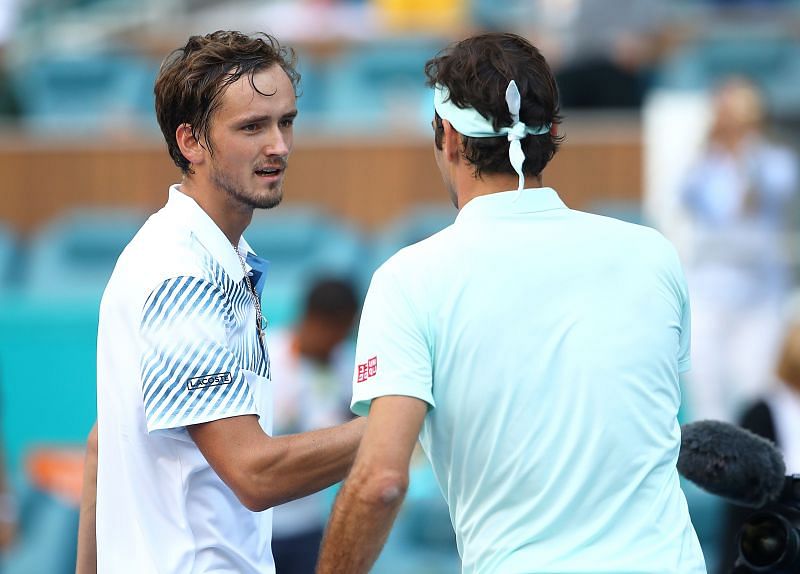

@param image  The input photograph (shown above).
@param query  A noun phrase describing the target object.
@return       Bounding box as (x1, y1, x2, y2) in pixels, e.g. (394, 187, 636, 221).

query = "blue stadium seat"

(471, 0, 536, 30)
(656, 34, 792, 88)
(294, 55, 327, 118)
(246, 206, 366, 327)
(24, 208, 147, 298)
(12, 53, 158, 132)
(0, 487, 78, 574)
(325, 40, 445, 131)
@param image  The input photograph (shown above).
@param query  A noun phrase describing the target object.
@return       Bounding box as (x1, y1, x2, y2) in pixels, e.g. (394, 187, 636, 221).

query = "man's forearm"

(261, 417, 366, 507)
(317, 395, 427, 573)
(317, 464, 407, 574)
(189, 414, 367, 511)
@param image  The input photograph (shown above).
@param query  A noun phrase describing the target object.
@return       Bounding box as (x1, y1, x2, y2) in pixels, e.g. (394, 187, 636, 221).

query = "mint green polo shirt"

(351, 187, 705, 574)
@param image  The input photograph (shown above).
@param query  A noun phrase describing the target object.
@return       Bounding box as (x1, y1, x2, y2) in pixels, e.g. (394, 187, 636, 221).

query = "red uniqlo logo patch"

(357, 356, 378, 383)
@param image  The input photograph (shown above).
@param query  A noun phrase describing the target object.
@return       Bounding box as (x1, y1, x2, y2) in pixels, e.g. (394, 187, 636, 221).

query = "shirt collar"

(455, 187, 567, 223)
(167, 184, 253, 283)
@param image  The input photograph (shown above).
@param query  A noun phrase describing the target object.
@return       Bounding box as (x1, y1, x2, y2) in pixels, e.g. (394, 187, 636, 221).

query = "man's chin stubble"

(238, 193, 282, 210)
(216, 175, 283, 210)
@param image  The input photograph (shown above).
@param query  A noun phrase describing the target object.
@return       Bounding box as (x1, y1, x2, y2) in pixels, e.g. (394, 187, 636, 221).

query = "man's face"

(206, 64, 297, 210)
(302, 314, 355, 362)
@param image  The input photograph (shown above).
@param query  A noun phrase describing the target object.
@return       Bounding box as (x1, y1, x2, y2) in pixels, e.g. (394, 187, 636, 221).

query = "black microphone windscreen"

(678, 420, 785, 508)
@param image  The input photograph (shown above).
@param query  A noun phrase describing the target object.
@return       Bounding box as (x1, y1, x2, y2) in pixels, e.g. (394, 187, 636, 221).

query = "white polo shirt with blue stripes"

(96, 185, 274, 574)
(351, 187, 706, 574)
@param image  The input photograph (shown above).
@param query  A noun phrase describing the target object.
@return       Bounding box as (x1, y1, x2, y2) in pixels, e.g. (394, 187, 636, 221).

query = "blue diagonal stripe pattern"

(139, 269, 269, 432)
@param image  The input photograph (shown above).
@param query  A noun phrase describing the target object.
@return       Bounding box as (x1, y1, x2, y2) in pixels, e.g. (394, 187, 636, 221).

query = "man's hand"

(317, 395, 428, 574)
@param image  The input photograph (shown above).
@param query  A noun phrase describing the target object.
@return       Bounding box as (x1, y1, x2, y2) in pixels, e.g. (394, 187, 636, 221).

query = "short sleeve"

(139, 276, 257, 432)
(350, 263, 434, 416)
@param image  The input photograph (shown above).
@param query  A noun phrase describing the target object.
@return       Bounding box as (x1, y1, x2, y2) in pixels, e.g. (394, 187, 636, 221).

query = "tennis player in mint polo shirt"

(318, 33, 706, 574)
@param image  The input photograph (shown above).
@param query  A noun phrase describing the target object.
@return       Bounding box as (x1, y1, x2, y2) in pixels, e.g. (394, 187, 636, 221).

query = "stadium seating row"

(7, 39, 443, 133)
(9, 29, 800, 134)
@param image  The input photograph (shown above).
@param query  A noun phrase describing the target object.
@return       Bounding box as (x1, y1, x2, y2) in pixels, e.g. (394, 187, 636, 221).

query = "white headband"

(433, 80, 551, 192)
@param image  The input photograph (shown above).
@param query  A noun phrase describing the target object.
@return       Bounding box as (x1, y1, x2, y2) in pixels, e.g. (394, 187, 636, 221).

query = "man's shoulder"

(576, 211, 676, 254)
(107, 212, 218, 300)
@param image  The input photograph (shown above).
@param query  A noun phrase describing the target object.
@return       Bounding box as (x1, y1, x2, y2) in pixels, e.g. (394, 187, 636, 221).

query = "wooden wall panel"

(0, 121, 642, 236)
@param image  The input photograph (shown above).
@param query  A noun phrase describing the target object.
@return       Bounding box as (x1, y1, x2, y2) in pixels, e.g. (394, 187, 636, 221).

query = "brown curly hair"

(154, 31, 300, 174)
(424, 33, 563, 180)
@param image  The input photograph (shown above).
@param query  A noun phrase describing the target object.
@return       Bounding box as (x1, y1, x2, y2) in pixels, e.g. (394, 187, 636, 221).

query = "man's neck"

(179, 177, 253, 245)
(456, 172, 544, 210)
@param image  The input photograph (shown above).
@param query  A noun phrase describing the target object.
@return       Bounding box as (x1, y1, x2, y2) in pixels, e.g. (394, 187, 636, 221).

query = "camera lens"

(739, 515, 787, 568)
(738, 509, 800, 572)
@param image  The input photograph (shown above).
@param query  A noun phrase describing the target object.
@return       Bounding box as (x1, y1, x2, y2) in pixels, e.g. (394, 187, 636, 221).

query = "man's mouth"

(255, 166, 283, 177)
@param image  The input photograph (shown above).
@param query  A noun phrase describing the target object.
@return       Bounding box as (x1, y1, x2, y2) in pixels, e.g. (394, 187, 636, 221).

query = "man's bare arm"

(76, 423, 98, 574)
(188, 415, 365, 512)
(317, 396, 427, 574)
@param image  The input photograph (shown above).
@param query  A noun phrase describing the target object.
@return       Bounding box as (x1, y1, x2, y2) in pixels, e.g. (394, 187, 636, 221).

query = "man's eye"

(243, 124, 258, 132)
(280, 118, 295, 128)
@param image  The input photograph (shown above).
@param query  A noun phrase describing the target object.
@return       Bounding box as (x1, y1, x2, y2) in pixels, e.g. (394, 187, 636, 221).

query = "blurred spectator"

(681, 77, 799, 422)
(716, 293, 800, 574)
(537, 0, 670, 108)
(270, 278, 359, 574)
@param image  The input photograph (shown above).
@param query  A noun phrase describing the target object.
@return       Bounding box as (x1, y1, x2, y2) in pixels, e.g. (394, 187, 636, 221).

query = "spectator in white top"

(681, 76, 799, 423)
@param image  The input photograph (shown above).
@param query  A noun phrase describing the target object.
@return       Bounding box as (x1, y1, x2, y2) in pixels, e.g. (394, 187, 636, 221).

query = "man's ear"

(441, 119, 461, 163)
(176, 123, 206, 167)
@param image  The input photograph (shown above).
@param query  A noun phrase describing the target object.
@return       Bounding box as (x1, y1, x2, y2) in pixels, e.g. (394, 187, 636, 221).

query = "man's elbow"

(229, 472, 283, 512)
(353, 467, 409, 510)
(236, 491, 273, 513)
(226, 458, 291, 512)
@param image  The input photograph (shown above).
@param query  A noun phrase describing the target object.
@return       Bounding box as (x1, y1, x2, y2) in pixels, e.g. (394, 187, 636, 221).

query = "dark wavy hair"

(424, 33, 563, 180)
(154, 31, 300, 174)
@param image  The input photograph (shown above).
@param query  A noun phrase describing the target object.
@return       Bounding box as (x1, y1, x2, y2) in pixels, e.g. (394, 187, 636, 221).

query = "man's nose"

(263, 126, 290, 157)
